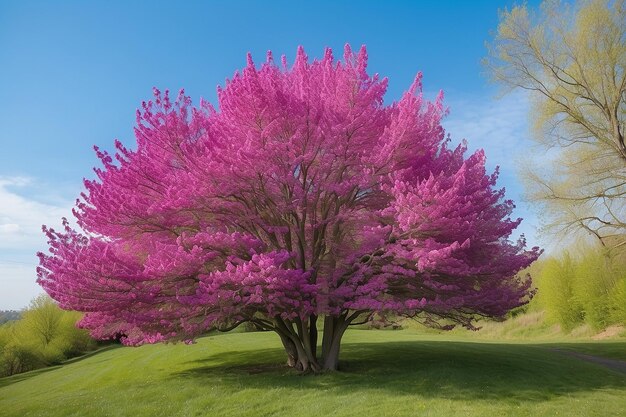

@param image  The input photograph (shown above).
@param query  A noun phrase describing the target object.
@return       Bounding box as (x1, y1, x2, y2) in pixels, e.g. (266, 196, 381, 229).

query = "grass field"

(1, 329, 625, 417)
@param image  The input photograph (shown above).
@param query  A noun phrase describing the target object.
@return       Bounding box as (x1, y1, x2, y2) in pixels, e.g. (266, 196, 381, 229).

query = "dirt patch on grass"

(592, 325, 625, 340)
(552, 348, 626, 375)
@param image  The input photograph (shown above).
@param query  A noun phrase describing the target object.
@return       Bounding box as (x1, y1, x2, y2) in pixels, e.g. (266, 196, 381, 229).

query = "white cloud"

(0, 176, 73, 309)
(444, 92, 532, 169)
(0, 176, 72, 250)
(0, 223, 20, 234)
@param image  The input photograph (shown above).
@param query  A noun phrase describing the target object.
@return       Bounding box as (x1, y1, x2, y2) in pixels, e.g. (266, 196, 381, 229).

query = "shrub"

(528, 243, 626, 332)
(0, 342, 43, 377)
(0, 295, 96, 377)
(608, 267, 626, 323)
(538, 255, 583, 331)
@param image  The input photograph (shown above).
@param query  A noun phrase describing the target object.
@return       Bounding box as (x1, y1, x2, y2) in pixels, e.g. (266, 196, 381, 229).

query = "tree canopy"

(485, 0, 626, 247)
(38, 45, 539, 371)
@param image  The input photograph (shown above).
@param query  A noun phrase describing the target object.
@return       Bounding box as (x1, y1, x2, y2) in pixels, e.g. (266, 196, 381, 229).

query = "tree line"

(0, 311, 21, 325)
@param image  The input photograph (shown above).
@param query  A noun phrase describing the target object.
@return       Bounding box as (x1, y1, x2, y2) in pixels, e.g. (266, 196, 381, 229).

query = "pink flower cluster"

(38, 45, 540, 345)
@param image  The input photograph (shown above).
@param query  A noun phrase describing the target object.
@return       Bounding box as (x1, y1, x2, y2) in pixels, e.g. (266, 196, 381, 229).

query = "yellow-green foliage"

(539, 255, 583, 331)
(610, 278, 626, 324)
(0, 295, 96, 377)
(573, 252, 620, 330)
(529, 244, 626, 332)
(486, 0, 626, 247)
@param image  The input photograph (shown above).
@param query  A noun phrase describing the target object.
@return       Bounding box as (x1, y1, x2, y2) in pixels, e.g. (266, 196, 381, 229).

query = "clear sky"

(0, 0, 544, 310)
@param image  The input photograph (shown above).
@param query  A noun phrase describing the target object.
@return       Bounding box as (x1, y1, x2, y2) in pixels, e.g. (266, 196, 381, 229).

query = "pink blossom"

(37, 45, 539, 370)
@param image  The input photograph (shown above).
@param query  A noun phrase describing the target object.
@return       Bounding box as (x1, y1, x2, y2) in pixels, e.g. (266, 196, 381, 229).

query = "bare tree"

(485, 0, 626, 248)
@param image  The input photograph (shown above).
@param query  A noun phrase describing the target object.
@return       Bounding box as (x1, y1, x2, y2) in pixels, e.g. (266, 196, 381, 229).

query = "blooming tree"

(38, 45, 540, 371)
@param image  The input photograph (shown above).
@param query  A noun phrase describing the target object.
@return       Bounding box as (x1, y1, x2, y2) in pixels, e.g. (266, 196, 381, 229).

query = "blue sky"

(0, 0, 544, 309)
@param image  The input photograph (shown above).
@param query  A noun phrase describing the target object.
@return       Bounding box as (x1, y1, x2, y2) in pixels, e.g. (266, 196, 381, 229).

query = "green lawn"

(1, 330, 625, 417)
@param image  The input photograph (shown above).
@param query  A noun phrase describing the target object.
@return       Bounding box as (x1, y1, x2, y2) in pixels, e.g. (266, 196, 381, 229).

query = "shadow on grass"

(0, 345, 122, 389)
(172, 340, 626, 403)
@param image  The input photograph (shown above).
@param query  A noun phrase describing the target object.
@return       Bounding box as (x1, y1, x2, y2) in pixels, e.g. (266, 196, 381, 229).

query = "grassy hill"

(1, 329, 625, 417)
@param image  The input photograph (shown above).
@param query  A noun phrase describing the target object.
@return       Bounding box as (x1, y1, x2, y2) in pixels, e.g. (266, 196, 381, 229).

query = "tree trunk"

(322, 338, 341, 371)
(309, 314, 318, 359)
(293, 338, 320, 372)
(320, 315, 347, 371)
(275, 317, 320, 372)
(279, 333, 298, 368)
(276, 315, 348, 373)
